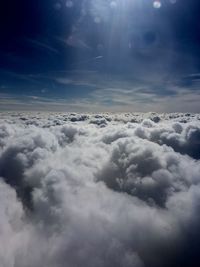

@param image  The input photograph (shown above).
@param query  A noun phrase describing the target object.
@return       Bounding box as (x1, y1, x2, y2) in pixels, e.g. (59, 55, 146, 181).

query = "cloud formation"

(0, 112, 200, 267)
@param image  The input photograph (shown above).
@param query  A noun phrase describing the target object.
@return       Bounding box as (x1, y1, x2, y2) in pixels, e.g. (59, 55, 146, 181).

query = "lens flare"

(66, 0, 73, 8)
(54, 2, 62, 10)
(153, 1, 162, 9)
(110, 1, 117, 9)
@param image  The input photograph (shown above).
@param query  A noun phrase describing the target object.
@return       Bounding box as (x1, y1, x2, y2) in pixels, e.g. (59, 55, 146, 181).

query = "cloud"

(1, 68, 200, 112)
(0, 112, 200, 267)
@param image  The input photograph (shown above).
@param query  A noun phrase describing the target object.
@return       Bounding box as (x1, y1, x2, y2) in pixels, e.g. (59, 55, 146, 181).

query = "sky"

(1, 0, 200, 112)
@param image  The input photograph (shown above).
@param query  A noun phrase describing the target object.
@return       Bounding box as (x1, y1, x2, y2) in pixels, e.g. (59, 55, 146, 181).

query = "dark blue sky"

(1, 0, 200, 112)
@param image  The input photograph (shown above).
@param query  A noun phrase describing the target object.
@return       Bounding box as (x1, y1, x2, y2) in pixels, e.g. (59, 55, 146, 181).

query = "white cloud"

(0, 112, 200, 267)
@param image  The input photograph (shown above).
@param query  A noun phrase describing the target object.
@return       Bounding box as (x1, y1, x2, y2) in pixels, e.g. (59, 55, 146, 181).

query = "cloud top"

(0, 112, 200, 267)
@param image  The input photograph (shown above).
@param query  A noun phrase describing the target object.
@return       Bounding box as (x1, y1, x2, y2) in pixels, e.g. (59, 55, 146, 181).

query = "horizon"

(1, 2, 200, 267)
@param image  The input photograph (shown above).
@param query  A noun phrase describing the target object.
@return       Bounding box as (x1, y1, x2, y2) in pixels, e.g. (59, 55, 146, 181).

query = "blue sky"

(1, 0, 200, 112)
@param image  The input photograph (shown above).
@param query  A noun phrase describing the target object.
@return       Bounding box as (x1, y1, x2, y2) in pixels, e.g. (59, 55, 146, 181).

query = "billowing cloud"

(0, 112, 200, 267)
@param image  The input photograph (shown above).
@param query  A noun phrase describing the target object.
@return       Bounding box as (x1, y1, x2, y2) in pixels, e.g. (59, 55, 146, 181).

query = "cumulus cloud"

(0, 112, 200, 267)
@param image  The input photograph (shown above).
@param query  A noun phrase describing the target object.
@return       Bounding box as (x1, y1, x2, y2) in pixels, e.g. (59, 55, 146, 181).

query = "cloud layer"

(0, 112, 200, 267)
